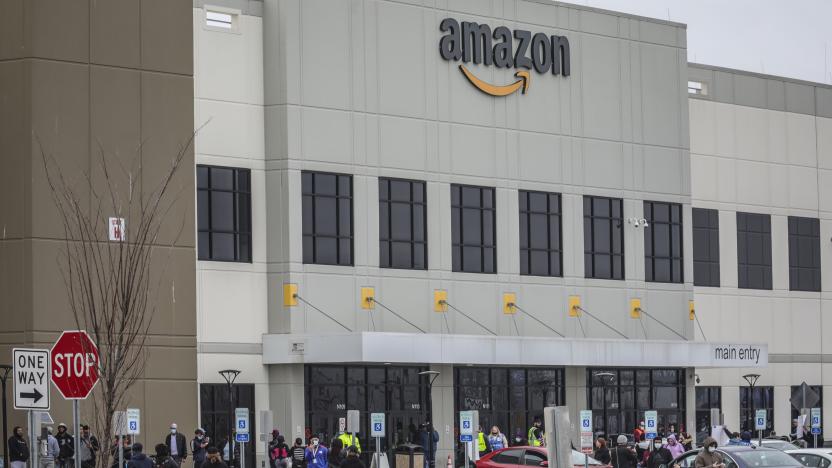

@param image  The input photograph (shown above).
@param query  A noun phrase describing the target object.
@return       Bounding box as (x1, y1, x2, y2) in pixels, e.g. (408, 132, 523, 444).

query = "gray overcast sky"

(577, 0, 832, 84)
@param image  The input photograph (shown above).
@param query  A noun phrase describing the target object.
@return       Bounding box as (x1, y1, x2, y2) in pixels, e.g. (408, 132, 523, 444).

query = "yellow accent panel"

(502, 293, 517, 315)
(361, 287, 375, 310)
(630, 298, 642, 318)
(459, 65, 530, 96)
(434, 290, 448, 312)
(568, 296, 581, 317)
(689, 300, 695, 320)
(283, 283, 298, 307)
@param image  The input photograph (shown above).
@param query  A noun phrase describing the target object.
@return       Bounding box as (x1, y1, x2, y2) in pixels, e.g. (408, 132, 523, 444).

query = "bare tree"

(40, 135, 194, 468)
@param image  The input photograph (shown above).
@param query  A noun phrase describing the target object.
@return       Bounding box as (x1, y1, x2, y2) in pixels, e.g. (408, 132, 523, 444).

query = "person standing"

(271, 435, 291, 468)
(9, 426, 30, 468)
(192, 429, 209, 468)
(665, 435, 684, 460)
(165, 423, 188, 466)
(55, 423, 75, 468)
(78, 425, 100, 468)
(677, 426, 693, 451)
(290, 438, 306, 468)
(593, 438, 610, 465)
(486, 427, 508, 452)
(127, 444, 154, 468)
(41, 427, 61, 468)
(693, 438, 723, 468)
(610, 435, 637, 468)
(418, 423, 439, 468)
(527, 418, 544, 447)
(336, 433, 360, 454)
(304, 436, 328, 468)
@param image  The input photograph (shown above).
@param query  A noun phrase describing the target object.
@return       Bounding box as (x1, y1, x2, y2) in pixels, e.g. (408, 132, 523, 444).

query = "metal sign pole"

(375, 436, 380, 468)
(119, 434, 123, 468)
(74, 400, 81, 468)
(240, 441, 245, 468)
(29, 411, 36, 468)
(465, 441, 470, 468)
(758, 430, 762, 446)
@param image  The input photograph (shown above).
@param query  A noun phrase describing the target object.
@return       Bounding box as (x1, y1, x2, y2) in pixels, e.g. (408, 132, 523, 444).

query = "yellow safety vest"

(528, 426, 542, 447)
(478, 432, 487, 452)
(338, 433, 361, 453)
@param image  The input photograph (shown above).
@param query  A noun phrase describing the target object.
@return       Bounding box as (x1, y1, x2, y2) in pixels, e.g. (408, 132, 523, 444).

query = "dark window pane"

(315, 173, 336, 196)
(646, 201, 683, 283)
(210, 191, 234, 231)
(339, 239, 351, 265)
(338, 199, 351, 236)
(483, 211, 494, 246)
(338, 175, 351, 197)
(462, 208, 482, 244)
(379, 201, 389, 240)
(454, 185, 496, 273)
(315, 197, 337, 236)
(211, 167, 234, 190)
(788, 216, 820, 292)
(413, 205, 425, 242)
(390, 180, 410, 201)
(391, 242, 411, 269)
(530, 213, 548, 249)
(737, 213, 772, 289)
(462, 186, 481, 207)
(315, 237, 338, 264)
(198, 232, 209, 259)
(413, 243, 426, 269)
(391, 203, 411, 240)
(198, 190, 209, 231)
(463, 246, 482, 272)
(212, 233, 235, 261)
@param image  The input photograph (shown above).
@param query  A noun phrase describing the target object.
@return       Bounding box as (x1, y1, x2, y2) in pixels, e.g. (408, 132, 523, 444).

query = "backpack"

(272, 446, 288, 460)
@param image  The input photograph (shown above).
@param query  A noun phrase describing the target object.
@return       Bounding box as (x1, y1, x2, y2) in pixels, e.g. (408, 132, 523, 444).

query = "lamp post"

(1, 364, 11, 468)
(743, 374, 761, 443)
(418, 371, 441, 468)
(219, 370, 241, 468)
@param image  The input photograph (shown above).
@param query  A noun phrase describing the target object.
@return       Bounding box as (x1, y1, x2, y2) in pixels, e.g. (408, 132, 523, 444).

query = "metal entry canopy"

(263, 332, 767, 368)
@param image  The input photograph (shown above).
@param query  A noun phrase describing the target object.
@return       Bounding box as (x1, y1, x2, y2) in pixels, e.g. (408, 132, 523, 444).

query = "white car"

(787, 449, 832, 468)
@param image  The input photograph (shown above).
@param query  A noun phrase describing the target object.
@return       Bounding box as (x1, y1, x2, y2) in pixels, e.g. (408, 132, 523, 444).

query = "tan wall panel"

(140, 0, 193, 75)
(145, 345, 198, 381)
(29, 239, 80, 332)
(29, 60, 90, 239)
(0, 0, 26, 60)
(28, 0, 90, 62)
(0, 241, 29, 332)
(0, 60, 30, 239)
(145, 379, 199, 439)
(91, 0, 141, 68)
(145, 247, 198, 336)
(90, 65, 141, 233)
(140, 71, 195, 247)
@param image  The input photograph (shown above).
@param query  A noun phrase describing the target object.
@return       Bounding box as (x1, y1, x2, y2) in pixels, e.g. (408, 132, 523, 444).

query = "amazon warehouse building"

(4, 0, 830, 466)
(177, 0, 831, 464)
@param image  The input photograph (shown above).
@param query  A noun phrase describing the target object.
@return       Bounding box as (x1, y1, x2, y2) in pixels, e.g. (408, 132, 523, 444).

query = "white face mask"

(171, 429, 177, 434)
(311, 439, 319, 447)
(707, 446, 716, 453)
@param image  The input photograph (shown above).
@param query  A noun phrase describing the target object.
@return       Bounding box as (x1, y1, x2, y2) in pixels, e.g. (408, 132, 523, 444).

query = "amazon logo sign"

(439, 18, 570, 96)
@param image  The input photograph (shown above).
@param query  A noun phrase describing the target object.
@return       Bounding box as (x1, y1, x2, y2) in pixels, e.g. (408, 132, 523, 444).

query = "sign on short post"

(13, 348, 51, 410)
(235, 408, 249, 434)
(459, 411, 474, 442)
(126, 408, 140, 435)
(579, 410, 593, 454)
(644, 411, 657, 440)
(811, 407, 821, 442)
(755, 409, 767, 430)
(371, 413, 385, 437)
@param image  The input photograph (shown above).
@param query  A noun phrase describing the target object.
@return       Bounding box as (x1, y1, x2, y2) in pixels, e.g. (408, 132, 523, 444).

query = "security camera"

(641, 219, 649, 228)
(696, 376, 701, 384)
(633, 220, 640, 228)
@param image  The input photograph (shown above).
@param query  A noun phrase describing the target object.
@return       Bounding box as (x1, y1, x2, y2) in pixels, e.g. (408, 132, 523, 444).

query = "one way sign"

(13, 348, 50, 410)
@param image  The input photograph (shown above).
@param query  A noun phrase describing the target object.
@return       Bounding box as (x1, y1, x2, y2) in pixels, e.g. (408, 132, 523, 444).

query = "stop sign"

(51, 330, 100, 399)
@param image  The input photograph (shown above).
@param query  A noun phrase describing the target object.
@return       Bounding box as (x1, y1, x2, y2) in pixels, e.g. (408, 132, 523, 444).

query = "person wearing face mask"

(693, 438, 723, 468)
(192, 429, 210, 468)
(486, 426, 508, 452)
(304, 436, 329, 468)
(165, 423, 188, 466)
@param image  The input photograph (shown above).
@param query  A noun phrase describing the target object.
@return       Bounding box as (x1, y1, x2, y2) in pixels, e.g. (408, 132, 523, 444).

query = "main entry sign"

(13, 348, 51, 410)
(51, 330, 100, 400)
(439, 19, 570, 97)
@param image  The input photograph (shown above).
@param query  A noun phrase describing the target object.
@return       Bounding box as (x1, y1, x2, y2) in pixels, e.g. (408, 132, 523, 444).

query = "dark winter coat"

(201, 459, 230, 468)
(339, 456, 365, 468)
(165, 433, 188, 460)
(127, 453, 155, 468)
(594, 447, 611, 465)
(56, 431, 75, 459)
(611, 446, 638, 468)
(9, 435, 29, 462)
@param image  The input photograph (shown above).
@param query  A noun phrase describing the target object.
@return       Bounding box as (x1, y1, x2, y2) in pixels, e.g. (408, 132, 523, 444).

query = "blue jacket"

(305, 446, 328, 468)
(418, 430, 439, 459)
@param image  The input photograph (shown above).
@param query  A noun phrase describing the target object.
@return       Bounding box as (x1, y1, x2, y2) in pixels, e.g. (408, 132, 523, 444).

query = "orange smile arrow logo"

(459, 64, 530, 96)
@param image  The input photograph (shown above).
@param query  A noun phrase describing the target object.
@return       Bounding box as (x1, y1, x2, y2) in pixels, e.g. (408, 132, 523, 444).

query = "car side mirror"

(540, 461, 548, 467)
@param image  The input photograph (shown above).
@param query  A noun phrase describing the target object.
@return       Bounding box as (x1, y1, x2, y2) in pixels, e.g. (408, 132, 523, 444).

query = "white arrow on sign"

(13, 348, 51, 410)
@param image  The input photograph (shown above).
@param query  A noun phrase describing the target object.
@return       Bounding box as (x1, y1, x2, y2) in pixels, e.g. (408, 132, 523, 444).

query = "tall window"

(197, 165, 252, 262)
(587, 369, 685, 439)
(302, 172, 353, 266)
(519, 191, 562, 277)
(737, 212, 772, 290)
(644, 201, 683, 283)
(455, 367, 565, 449)
(379, 178, 427, 269)
(584, 196, 624, 280)
(789, 216, 821, 292)
(740, 386, 774, 435)
(695, 387, 721, 443)
(200, 383, 256, 468)
(451, 185, 496, 273)
(692, 208, 720, 287)
(305, 365, 427, 460)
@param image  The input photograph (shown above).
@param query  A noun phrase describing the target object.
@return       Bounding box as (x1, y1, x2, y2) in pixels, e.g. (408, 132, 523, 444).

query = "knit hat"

(617, 434, 628, 445)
